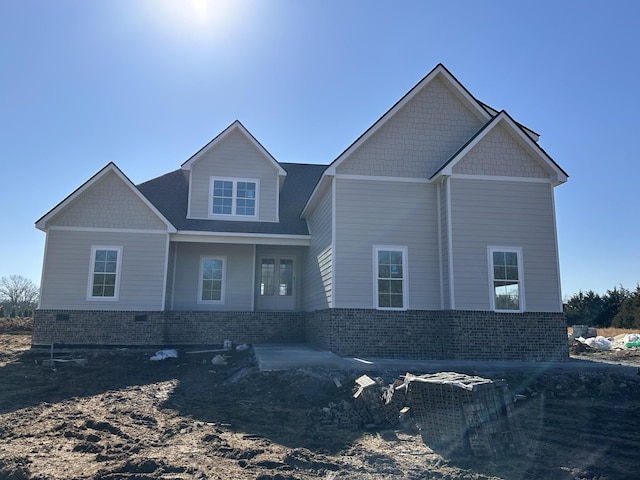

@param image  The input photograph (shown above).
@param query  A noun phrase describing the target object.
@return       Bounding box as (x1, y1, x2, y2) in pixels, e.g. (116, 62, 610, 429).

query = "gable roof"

(323, 64, 492, 176)
(181, 120, 287, 177)
(138, 162, 325, 236)
(430, 110, 569, 185)
(302, 64, 496, 216)
(35, 163, 176, 232)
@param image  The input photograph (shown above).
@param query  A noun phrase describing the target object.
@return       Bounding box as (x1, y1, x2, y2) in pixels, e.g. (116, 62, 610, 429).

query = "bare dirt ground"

(2, 318, 640, 480)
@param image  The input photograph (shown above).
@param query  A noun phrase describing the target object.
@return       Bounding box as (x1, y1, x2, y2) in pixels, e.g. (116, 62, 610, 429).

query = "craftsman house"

(34, 64, 569, 360)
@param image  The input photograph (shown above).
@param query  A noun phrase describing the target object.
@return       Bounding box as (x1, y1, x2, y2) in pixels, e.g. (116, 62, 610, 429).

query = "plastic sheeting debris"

(149, 349, 178, 361)
(625, 333, 640, 348)
(581, 336, 612, 351)
(211, 354, 228, 365)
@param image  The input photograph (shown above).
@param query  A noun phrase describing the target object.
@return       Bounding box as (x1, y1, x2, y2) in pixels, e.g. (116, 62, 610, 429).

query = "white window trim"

(208, 177, 260, 220)
(487, 246, 525, 313)
(87, 246, 123, 301)
(373, 245, 409, 311)
(198, 255, 226, 305)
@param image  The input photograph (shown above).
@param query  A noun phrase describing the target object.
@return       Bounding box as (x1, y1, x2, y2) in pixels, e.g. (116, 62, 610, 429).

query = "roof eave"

(35, 163, 177, 233)
(300, 173, 332, 218)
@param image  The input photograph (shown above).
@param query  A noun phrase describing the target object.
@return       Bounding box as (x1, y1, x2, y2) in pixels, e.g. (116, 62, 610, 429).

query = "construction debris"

(149, 349, 178, 361)
(569, 325, 597, 340)
(406, 372, 523, 458)
(42, 358, 88, 368)
(352, 375, 389, 427)
(316, 371, 523, 458)
(211, 354, 228, 365)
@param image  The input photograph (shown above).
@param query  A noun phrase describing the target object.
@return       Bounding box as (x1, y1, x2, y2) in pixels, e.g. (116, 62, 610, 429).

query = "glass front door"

(257, 256, 295, 310)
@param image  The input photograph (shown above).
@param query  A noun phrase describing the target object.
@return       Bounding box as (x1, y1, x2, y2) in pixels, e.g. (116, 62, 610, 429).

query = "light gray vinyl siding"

(333, 178, 440, 309)
(450, 178, 561, 312)
(40, 229, 168, 310)
(188, 129, 279, 221)
(452, 123, 551, 178)
(171, 243, 254, 311)
(302, 185, 333, 310)
(50, 170, 168, 230)
(335, 76, 485, 179)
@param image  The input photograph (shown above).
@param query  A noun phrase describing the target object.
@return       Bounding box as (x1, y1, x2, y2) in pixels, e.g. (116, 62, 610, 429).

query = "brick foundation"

(33, 310, 305, 347)
(306, 309, 568, 361)
(33, 308, 567, 361)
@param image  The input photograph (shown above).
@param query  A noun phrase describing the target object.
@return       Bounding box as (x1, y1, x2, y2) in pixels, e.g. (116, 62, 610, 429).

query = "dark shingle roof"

(137, 163, 326, 235)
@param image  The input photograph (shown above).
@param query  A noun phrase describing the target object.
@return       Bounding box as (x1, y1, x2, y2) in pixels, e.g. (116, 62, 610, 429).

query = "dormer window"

(210, 177, 259, 218)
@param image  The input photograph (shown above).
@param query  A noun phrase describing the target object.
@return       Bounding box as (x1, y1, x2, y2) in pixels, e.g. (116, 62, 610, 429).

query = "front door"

(257, 256, 295, 311)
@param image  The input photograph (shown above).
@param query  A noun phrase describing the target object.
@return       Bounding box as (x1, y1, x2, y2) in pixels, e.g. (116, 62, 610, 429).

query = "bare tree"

(0, 275, 39, 312)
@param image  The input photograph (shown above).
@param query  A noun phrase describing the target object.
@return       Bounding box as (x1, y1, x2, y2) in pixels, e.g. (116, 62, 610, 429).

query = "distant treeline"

(564, 285, 640, 329)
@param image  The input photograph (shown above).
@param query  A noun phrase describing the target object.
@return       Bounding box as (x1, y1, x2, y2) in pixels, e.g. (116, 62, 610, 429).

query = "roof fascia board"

(430, 111, 568, 185)
(35, 163, 177, 232)
(324, 64, 492, 176)
(48, 225, 170, 234)
(181, 120, 286, 177)
(171, 231, 310, 246)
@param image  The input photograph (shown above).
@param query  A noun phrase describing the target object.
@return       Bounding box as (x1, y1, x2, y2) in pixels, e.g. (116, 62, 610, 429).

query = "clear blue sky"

(1, 0, 639, 300)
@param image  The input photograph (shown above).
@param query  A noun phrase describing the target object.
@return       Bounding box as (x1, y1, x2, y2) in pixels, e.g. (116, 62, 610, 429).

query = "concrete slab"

(253, 344, 353, 371)
(253, 343, 640, 377)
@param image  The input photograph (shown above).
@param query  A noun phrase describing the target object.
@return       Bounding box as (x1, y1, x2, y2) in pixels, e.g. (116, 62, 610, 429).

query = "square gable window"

(210, 178, 258, 218)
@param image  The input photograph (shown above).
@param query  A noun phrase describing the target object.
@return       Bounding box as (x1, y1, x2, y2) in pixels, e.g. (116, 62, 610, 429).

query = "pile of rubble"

(569, 324, 640, 352)
(316, 372, 523, 458)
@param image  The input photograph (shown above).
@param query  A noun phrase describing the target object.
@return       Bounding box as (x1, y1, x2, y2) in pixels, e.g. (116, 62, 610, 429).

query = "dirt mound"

(0, 317, 33, 334)
(1, 335, 640, 479)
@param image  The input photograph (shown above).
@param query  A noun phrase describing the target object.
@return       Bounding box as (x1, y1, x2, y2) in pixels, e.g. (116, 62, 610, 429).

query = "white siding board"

(40, 229, 168, 310)
(334, 178, 440, 309)
(336, 76, 485, 179)
(450, 178, 561, 312)
(172, 243, 254, 311)
(302, 186, 333, 310)
(50, 170, 167, 230)
(188, 129, 279, 221)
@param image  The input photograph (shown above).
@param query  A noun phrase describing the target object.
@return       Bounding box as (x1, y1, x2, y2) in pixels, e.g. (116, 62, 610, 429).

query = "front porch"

(167, 241, 306, 312)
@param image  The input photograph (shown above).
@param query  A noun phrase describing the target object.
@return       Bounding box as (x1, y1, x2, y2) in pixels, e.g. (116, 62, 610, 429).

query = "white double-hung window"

(374, 246, 408, 310)
(87, 246, 122, 301)
(488, 246, 524, 312)
(210, 177, 258, 218)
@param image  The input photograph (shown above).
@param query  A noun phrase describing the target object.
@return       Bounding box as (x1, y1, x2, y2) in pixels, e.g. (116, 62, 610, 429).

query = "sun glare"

(153, 0, 241, 39)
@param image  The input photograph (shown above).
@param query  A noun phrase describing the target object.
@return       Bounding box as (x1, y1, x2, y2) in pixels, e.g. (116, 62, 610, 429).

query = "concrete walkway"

(253, 343, 640, 377)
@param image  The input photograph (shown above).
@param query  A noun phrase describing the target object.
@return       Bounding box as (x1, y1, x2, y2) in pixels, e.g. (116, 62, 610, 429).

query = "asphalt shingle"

(137, 163, 326, 235)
